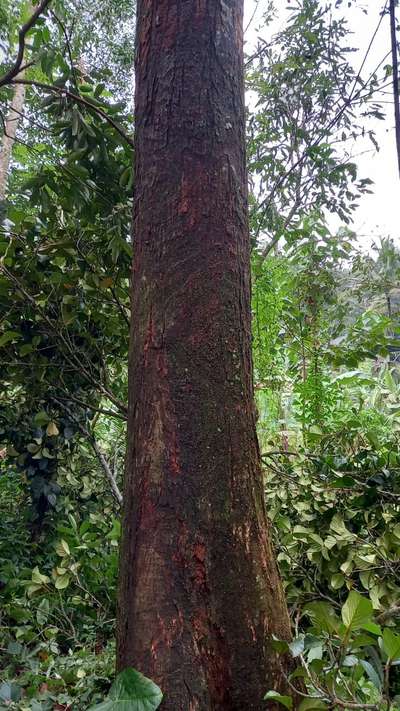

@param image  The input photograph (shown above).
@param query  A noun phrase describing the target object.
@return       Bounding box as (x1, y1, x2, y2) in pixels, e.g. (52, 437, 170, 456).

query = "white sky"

(243, 0, 399, 252)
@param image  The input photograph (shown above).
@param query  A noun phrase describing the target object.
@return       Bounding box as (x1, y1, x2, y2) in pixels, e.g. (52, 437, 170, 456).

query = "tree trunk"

(117, 2, 292, 709)
(0, 75, 26, 202)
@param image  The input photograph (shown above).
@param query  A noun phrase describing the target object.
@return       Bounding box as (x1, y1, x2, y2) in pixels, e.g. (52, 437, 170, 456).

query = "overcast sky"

(243, 0, 399, 253)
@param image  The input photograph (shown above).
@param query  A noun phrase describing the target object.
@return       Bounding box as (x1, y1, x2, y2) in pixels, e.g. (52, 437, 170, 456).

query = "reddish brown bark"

(117, 1, 292, 708)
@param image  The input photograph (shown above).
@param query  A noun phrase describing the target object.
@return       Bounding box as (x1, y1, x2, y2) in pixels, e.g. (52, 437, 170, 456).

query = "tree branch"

(10, 78, 134, 148)
(0, 0, 53, 89)
(50, 10, 79, 91)
(390, 0, 400, 178)
(52, 396, 123, 505)
(54, 393, 127, 421)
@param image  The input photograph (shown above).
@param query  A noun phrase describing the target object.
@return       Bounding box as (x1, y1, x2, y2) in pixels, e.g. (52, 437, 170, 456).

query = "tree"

(0, 81, 26, 201)
(117, 2, 292, 709)
(246, 0, 385, 258)
(0, 0, 133, 521)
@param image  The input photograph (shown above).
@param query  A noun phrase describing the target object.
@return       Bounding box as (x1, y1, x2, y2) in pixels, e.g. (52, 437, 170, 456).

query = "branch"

(50, 10, 79, 91)
(390, 0, 400, 178)
(0, 0, 53, 89)
(10, 78, 134, 148)
(91, 437, 123, 506)
(260, 199, 300, 260)
(54, 393, 127, 421)
(244, 0, 261, 36)
(253, 3, 389, 253)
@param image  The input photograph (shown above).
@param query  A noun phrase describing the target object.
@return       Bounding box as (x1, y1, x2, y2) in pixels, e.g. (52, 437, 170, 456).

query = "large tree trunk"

(0, 76, 26, 202)
(117, 1, 292, 708)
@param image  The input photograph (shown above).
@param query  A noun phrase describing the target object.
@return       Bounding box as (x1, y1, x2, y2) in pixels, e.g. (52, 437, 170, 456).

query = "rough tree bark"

(117, 1, 292, 709)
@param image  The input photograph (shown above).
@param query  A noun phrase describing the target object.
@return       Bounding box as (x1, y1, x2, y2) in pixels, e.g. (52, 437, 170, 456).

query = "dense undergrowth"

(1, 0, 399, 708)
(1, 241, 399, 710)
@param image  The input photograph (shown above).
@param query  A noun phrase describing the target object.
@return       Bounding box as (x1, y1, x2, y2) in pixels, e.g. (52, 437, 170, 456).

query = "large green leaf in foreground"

(87, 668, 163, 711)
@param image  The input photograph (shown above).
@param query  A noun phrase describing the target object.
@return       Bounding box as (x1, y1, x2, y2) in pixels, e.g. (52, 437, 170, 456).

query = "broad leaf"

(359, 660, 382, 690)
(382, 629, 400, 662)
(0, 682, 21, 703)
(87, 668, 163, 711)
(303, 602, 339, 634)
(341, 591, 373, 631)
(264, 690, 293, 709)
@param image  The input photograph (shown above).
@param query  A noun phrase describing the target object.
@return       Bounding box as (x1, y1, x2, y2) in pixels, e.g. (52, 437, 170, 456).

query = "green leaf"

(19, 343, 33, 356)
(7, 641, 23, 655)
(0, 330, 21, 347)
(119, 167, 132, 187)
(34, 410, 50, 426)
(56, 539, 70, 557)
(0, 682, 21, 703)
(341, 591, 373, 631)
(27, 443, 40, 453)
(359, 660, 382, 690)
(303, 602, 339, 634)
(54, 574, 70, 590)
(271, 637, 290, 654)
(87, 668, 163, 711)
(31, 567, 50, 585)
(331, 573, 345, 590)
(362, 622, 381, 636)
(36, 598, 50, 625)
(382, 629, 400, 662)
(264, 691, 293, 709)
(330, 514, 355, 541)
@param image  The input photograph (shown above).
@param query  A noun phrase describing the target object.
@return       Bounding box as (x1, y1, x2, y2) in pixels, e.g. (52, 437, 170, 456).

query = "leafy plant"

(265, 591, 400, 710)
(87, 669, 163, 711)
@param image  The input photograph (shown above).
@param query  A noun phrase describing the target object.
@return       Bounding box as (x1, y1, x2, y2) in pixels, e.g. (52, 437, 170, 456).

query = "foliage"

(246, 0, 381, 254)
(0, 0, 131, 517)
(0, 469, 119, 710)
(265, 591, 400, 709)
(0, 0, 399, 709)
(87, 669, 163, 711)
(256, 234, 400, 709)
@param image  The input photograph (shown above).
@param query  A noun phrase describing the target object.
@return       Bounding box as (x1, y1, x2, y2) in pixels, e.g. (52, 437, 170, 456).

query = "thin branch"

(0, 0, 53, 89)
(254, 3, 390, 253)
(10, 78, 134, 148)
(260, 199, 300, 260)
(244, 0, 261, 36)
(50, 10, 79, 90)
(110, 285, 131, 327)
(52, 396, 123, 505)
(54, 393, 127, 421)
(390, 0, 400, 177)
